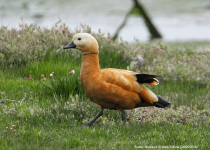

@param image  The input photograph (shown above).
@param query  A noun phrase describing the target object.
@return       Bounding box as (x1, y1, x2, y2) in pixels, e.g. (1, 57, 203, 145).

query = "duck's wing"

(101, 68, 164, 104)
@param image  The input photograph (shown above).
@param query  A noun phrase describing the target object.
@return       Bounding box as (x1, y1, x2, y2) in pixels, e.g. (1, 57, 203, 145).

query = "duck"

(63, 33, 170, 127)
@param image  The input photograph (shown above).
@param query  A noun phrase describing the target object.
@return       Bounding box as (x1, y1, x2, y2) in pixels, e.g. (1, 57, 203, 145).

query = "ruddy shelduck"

(63, 33, 170, 127)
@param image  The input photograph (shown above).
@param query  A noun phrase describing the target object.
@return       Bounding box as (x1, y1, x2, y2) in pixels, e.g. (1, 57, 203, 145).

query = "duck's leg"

(121, 111, 126, 125)
(72, 110, 103, 128)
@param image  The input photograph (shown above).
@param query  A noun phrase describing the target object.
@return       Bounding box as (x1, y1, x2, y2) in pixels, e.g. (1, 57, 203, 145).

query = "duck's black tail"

(153, 95, 171, 108)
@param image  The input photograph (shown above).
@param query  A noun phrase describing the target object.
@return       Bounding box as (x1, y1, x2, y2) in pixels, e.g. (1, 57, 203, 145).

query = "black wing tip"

(134, 73, 163, 84)
(154, 95, 171, 108)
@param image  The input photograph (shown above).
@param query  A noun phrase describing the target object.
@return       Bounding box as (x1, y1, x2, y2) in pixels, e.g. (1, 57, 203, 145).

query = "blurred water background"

(0, 0, 210, 42)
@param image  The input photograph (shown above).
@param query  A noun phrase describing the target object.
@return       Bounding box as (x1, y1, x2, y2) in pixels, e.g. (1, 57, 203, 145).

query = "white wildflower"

(70, 70, 75, 74)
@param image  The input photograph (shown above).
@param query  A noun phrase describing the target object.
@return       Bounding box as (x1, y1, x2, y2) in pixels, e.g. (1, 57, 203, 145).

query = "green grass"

(1, 120, 209, 149)
(0, 24, 210, 149)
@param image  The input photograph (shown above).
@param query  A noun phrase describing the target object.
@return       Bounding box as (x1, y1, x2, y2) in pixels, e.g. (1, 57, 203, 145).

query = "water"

(1, 0, 210, 42)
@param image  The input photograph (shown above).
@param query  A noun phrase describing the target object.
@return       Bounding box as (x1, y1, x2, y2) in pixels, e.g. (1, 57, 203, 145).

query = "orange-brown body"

(80, 54, 157, 111)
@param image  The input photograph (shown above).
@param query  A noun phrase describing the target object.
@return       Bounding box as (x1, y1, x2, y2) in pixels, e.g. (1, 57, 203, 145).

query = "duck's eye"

(78, 38, 81, 40)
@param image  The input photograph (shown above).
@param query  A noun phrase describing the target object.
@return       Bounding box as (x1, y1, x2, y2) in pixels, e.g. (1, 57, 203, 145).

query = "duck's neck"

(80, 54, 101, 81)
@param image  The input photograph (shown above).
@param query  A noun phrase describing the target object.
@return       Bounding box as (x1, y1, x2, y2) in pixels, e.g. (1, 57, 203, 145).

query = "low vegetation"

(0, 23, 209, 149)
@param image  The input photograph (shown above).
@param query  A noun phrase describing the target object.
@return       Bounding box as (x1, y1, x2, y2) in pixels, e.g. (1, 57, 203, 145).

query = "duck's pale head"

(63, 33, 99, 54)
